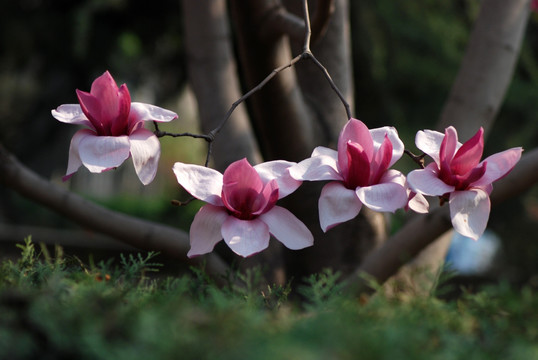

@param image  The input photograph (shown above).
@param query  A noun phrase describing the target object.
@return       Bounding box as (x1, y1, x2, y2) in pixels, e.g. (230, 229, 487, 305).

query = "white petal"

(356, 172, 408, 213)
(254, 160, 301, 198)
(415, 130, 444, 166)
(407, 164, 455, 196)
(311, 146, 338, 158)
(221, 217, 270, 257)
(172, 162, 223, 206)
(130, 102, 178, 122)
(407, 191, 430, 213)
(318, 182, 362, 232)
(128, 128, 161, 185)
(415, 129, 463, 166)
(78, 134, 131, 173)
(52, 104, 93, 128)
(259, 206, 314, 250)
(449, 189, 490, 240)
(370, 126, 404, 167)
(288, 153, 342, 182)
(188, 204, 228, 257)
(63, 129, 96, 180)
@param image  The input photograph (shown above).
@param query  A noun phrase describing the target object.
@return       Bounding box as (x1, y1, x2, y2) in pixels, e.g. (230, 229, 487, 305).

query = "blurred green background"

(0, 0, 537, 282)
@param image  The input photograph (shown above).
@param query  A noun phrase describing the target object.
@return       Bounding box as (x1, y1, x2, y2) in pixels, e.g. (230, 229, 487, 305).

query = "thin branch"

(153, 121, 212, 141)
(302, 0, 312, 52)
(404, 149, 426, 169)
(208, 53, 304, 139)
(304, 53, 352, 119)
(163, 0, 350, 167)
(208, 0, 351, 144)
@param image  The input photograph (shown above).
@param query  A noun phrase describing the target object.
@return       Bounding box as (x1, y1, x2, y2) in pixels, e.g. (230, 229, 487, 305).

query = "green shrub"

(0, 238, 536, 359)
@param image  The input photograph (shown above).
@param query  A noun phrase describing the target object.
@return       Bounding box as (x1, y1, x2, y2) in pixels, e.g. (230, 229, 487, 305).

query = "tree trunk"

(182, 0, 262, 171)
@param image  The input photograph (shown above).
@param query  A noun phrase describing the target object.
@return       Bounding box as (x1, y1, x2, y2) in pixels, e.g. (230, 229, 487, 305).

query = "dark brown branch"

(304, 52, 351, 119)
(344, 147, 538, 295)
(0, 143, 230, 279)
(404, 149, 426, 169)
(153, 121, 212, 141)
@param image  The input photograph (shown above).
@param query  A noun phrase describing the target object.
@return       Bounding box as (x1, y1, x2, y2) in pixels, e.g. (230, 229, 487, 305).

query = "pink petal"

(88, 72, 128, 131)
(356, 170, 408, 212)
(76, 89, 105, 134)
(51, 104, 93, 128)
(439, 126, 459, 176)
(110, 84, 132, 135)
(318, 182, 362, 232)
(221, 217, 270, 257)
(251, 179, 279, 216)
(222, 159, 264, 213)
(260, 206, 314, 250)
(129, 102, 178, 123)
(128, 128, 161, 185)
(451, 128, 484, 175)
(172, 162, 224, 206)
(288, 153, 342, 182)
(78, 134, 131, 173)
(346, 141, 371, 187)
(188, 204, 228, 257)
(254, 160, 301, 198)
(369, 134, 393, 184)
(471, 147, 523, 187)
(407, 163, 455, 196)
(449, 189, 490, 240)
(338, 118, 374, 172)
(370, 126, 404, 167)
(63, 129, 96, 180)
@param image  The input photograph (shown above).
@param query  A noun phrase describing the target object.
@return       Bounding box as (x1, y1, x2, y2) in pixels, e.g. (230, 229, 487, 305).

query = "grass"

(0, 237, 537, 360)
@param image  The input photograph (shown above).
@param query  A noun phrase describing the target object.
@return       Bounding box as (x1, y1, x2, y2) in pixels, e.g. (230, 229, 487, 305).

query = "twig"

(403, 149, 426, 169)
(159, 0, 351, 168)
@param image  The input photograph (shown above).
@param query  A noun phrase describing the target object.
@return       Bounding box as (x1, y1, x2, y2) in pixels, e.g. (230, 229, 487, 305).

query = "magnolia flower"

(289, 118, 409, 232)
(52, 71, 178, 185)
(407, 126, 522, 240)
(173, 158, 314, 257)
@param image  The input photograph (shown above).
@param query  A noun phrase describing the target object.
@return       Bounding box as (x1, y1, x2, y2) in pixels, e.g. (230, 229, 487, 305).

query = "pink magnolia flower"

(173, 158, 314, 257)
(52, 71, 178, 185)
(532, 0, 538, 12)
(289, 118, 411, 232)
(407, 126, 522, 240)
